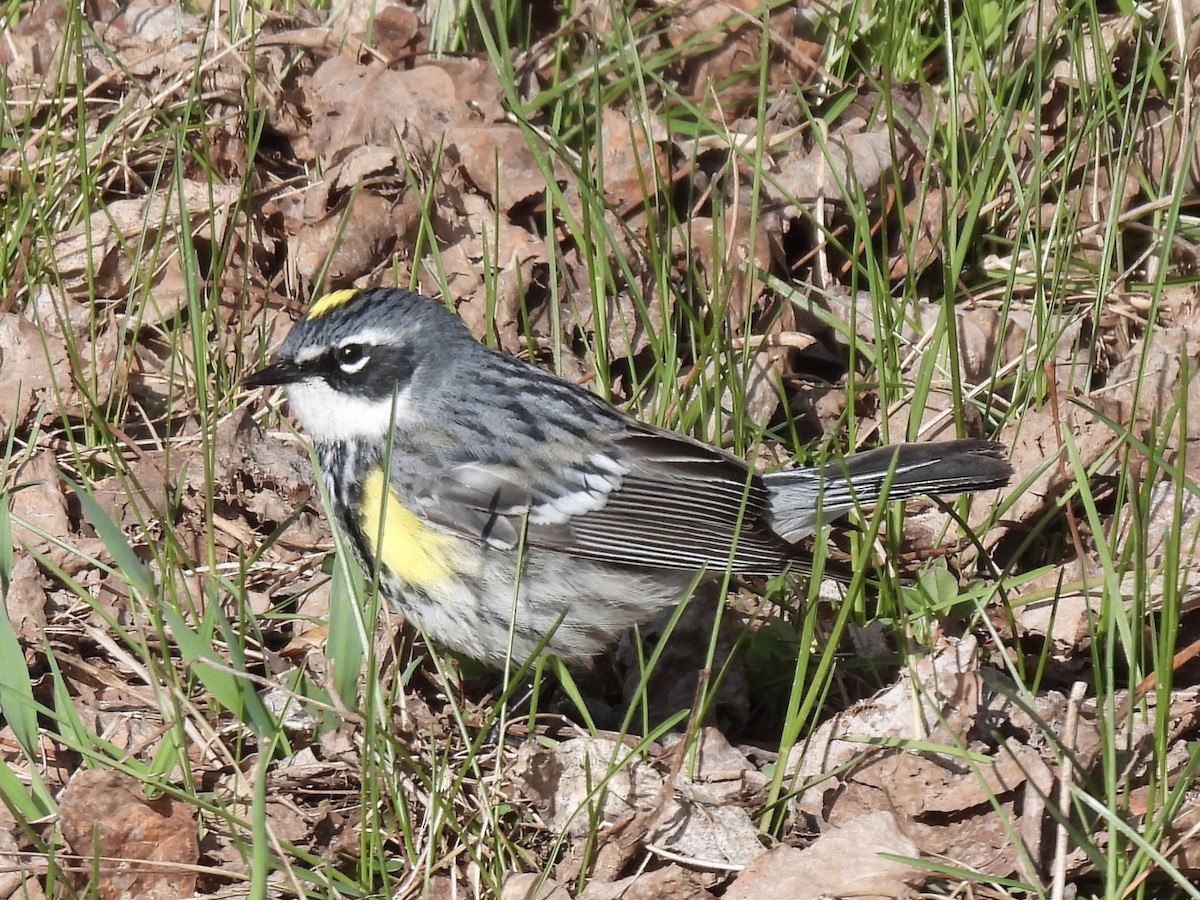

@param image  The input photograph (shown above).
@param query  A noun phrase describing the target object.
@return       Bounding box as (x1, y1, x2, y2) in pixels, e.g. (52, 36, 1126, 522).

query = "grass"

(1, 0, 1198, 896)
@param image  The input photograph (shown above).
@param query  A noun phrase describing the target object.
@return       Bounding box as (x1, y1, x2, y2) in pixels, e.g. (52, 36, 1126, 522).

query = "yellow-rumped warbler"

(245, 287, 1011, 665)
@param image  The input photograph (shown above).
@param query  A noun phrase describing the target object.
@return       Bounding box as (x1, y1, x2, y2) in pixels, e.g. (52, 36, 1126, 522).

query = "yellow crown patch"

(306, 288, 360, 321)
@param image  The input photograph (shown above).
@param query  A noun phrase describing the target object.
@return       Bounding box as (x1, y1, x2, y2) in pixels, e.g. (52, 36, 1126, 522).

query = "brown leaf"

(666, 0, 801, 106)
(842, 738, 1042, 817)
(502, 872, 573, 900)
(787, 634, 982, 819)
(5, 555, 47, 648)
(448, 124, 552, 212)
(996, 400, 1122, 540)
(668, 726, 767, 802)
(10, 451, 71, 556)
(773, 128, 897, 205)
(648, 790, 765, 869)
(578, 865, 719, 898)
(0, 314, 69, 432)
(1163, 802, 1200, 875)
(307, 57, 476, 164)
(0, 0, 68, 79)
(291, 190, 399, 288)
(514, 737, 664, 842)
(424, 56, 506, 122)
(58, 769, 198, 900)
(598, 108, 670, 211)
(53, 182, 240, 304)
(324, 0, 424, 60)
(724, 812, 922, 900)
(369, 5, 425, 60)
(0, 823, 39, 898)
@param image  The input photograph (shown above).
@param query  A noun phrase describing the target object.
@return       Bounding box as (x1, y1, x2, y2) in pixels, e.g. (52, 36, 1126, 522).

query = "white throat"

(284, 378, 410, 443)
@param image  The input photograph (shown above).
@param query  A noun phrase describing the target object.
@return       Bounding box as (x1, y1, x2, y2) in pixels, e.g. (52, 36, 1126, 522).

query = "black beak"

(243, 357, 302, 388)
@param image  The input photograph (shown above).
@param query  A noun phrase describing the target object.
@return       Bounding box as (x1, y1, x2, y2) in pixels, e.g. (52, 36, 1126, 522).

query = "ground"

(2, 0, 1200, 897)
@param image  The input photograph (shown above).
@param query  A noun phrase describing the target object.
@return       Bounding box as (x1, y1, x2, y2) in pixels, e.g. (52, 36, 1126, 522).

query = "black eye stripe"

(314, 341, 414, 399)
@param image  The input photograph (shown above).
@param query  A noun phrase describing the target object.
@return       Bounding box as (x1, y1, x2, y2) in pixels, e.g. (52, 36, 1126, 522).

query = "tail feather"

(765, 439, 1012, 542)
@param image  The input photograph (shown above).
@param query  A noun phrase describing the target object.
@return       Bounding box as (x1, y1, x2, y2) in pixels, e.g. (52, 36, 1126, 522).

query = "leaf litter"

(2, 0, 1200, 897)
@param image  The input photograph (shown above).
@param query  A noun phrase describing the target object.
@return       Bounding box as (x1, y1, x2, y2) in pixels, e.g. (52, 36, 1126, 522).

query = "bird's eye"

(336, 343, 369, 373)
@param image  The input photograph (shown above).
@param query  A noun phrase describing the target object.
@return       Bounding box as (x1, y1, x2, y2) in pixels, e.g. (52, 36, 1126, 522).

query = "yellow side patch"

(360, 468, 457, 587)
(306, 288, 360, 321)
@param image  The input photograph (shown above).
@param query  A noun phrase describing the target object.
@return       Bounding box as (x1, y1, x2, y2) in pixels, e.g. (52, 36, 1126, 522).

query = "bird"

(244, 287, 1012, 665)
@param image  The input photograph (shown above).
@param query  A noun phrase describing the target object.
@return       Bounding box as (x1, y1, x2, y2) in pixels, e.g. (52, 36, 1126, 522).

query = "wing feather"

(407, 421, 802, 574)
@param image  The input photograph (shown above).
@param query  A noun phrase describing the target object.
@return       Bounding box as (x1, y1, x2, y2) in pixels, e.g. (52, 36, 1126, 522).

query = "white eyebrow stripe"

(340, 326, 395, 346)
(291, 325, 398, 367)
(295, 345, 326, 365)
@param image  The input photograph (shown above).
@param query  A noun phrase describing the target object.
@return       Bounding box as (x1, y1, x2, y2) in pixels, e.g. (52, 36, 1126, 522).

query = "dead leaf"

(9, 451, 71, 556)
(53, 182, 240, 306)
(578, 865, 719, 898)
(0, 0, 69, 81)
(598, 108, 670, 210)
(58, 768, 199, 900)
(291, 189, 399, 288)
(724, 811, 922, 900)
(502, 872, 573, 900)
(648, 788, 766, 869)
(0, 827, 33, 898)
(0, 314, 69, 432)
(1163, 801, 1200, 874)
(996, 400, 1120, 544)
(307, 57, 473, 163)
(774, 128, 899, 205)
(4, 554, 47, 648)
(665, 0, 804, 106)
(448, 124, 552, 212)
(514, 737, 663, 842)
(666, 726, 767, 803)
